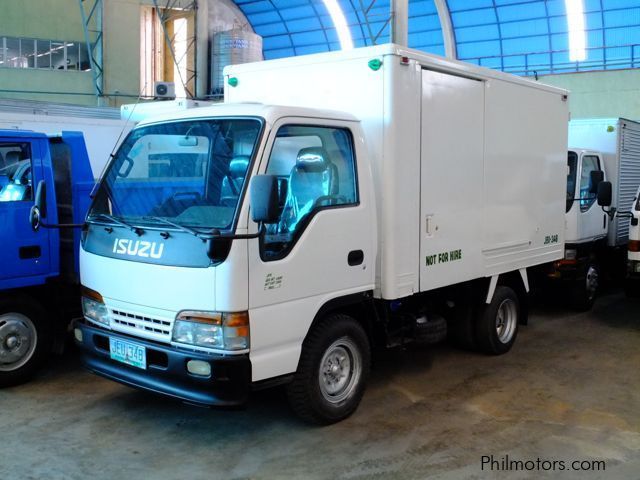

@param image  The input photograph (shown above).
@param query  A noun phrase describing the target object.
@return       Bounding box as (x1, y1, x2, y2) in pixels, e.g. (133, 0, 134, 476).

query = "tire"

(570, 262, 599, 312)
(0, 298, 51, 388)
(286, 313, 370, 425)
(474, 286, 519, 355)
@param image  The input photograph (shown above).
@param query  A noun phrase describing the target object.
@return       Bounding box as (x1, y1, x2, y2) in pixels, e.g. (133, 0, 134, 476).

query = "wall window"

(139, 6, 195, 98)
(262, 125, 359, 260)
(0, 36, 90, 71)
(0, 142, 33, 202)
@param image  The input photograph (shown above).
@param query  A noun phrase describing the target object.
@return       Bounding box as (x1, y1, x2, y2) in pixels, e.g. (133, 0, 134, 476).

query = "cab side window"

(0, 142, 33, 202)
(580, 155, 601, 212)
(262, 125, 358, 260)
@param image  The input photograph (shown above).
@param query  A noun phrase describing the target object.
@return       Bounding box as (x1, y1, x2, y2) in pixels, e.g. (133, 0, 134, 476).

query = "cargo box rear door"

(419, 69, 485, 292)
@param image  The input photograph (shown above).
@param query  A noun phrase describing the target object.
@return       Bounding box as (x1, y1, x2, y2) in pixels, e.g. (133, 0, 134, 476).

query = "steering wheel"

(313, 195, 348, 208)
(171, 191, 202, 202)
(220, 196, 238, 207)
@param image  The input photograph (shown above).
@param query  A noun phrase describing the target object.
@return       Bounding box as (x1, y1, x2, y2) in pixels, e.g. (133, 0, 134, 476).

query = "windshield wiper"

(142, 216, 264, 242)
(142, 216, 206, 240)
(88, 213, 144, 235)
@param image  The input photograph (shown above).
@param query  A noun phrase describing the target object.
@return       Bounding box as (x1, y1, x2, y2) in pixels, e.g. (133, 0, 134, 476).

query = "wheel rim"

(0, 313, 38, 372)
(318, 336, 362, 404)
(585, 265, 599, 301)
(495, 299, 517, 344)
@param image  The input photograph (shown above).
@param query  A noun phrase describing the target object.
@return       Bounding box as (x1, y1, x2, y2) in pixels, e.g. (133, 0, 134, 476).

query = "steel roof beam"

(434, 0, 457, 59)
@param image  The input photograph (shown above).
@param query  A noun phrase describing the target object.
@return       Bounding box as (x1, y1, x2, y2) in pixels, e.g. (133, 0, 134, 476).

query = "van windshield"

(88, 118, 262, 231)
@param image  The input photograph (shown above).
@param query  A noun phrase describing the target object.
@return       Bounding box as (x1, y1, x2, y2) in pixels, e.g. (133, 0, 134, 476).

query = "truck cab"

(548, 148, 607, 310)
(75, 104, 376, 413)
(0, 130, 93, 386)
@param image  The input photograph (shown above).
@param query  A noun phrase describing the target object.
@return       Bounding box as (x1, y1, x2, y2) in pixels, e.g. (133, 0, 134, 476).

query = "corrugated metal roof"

(232, 0, 640, 75)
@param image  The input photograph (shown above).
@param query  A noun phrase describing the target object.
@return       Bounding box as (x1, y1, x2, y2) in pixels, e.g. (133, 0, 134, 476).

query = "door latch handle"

(348, 250, 364, 266)
(426, 214, 435, 237)
(19, 246, 41, 259)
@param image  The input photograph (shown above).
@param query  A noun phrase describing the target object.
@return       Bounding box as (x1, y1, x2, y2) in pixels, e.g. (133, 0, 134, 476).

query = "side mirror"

(597, 181, 612, 207)
(589, 170, 604, 194)
(29, 180, 47, 231)
(250, 175, 280, 224)
(29, 205, 41, 231)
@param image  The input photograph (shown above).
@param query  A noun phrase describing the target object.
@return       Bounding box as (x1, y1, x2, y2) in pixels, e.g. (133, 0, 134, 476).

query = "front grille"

(110, 309, 172, 340)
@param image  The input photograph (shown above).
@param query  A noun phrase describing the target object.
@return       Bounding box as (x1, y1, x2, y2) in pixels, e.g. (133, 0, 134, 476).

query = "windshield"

(88, 118, 262, 230)
(566, 151, 578, 213)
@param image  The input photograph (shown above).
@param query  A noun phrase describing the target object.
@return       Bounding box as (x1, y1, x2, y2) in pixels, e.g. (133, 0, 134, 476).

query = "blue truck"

(0, 130, 94, 386)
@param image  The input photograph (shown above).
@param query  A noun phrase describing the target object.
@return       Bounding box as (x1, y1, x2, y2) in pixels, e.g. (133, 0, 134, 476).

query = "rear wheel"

(286, 313, 370, 425)
(475, 286, 520, 355)
(0, 299, 50, 387)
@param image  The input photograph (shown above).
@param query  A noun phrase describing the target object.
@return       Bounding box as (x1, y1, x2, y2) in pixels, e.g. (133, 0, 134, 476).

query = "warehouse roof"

(232, 0, 640, 76)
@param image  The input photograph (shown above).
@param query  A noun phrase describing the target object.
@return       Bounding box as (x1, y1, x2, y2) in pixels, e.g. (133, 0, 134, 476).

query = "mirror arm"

(602, 206, 617, 219)
(204, 223, 265, 241)
(613, 210, 634, 219)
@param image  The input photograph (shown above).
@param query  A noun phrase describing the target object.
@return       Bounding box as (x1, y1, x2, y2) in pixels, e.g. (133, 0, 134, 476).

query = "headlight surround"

(172, 311, 250, 351)
(81, 287, 110, 327)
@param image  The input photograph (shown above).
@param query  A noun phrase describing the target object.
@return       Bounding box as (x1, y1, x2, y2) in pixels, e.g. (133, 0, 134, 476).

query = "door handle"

(348, 250, 364, 266)
(426, 214, 435, 237)
(19, 246, 41, 259)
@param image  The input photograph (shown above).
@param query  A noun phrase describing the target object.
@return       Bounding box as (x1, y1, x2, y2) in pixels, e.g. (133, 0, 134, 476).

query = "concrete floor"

(2, 292, 639, 480)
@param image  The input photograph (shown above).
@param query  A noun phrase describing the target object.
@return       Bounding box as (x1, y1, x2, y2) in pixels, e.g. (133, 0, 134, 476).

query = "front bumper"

(74, 321, 251, 407)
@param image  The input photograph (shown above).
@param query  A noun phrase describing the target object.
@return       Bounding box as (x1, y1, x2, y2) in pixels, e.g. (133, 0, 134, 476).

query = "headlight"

(172, 311, 250, 351)
(81, 287, 110, 327)
(564, 248, 577, 260)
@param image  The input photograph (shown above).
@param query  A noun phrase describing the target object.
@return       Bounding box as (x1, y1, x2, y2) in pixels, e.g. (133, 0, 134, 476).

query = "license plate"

(109, 338, 146, 369)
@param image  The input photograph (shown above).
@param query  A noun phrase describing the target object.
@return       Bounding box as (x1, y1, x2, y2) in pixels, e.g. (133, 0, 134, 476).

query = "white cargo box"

(226, 44, 569, 300)
(569, 118, 640, 246)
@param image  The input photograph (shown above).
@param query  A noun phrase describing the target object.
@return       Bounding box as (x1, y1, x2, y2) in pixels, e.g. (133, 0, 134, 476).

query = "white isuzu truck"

(547, 118, 640, 309)
(72, 45, 568, 424)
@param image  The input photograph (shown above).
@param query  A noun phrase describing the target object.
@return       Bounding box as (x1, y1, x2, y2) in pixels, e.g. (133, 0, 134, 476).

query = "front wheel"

(0, 299, 50, 387)
(571, 262, 599, 311)
(286, 313, 370, 425)
(475, 286, 520, 355)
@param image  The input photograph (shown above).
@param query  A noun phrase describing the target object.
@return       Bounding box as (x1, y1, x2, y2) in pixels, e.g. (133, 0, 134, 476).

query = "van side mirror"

(29, 180, 47, 231)
(250, 175, 280, 224)
(597, 181, 612, 207)
(589, 170, 604, 194)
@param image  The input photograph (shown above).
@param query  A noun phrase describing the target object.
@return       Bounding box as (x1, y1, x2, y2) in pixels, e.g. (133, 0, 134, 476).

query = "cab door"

(0, 137, 52, 287)
(246, 118, 375, 382)
(577, 153, 607, 242)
